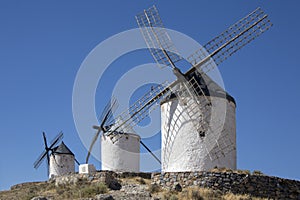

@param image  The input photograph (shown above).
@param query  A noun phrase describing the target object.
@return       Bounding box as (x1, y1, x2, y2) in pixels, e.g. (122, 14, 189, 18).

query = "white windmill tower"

(134, 6, 272, 172)
(49, 141, 77, 178)
(86, 98, 146, 172)
(85, 6, 272, 173)
(34, 132, 79, 178)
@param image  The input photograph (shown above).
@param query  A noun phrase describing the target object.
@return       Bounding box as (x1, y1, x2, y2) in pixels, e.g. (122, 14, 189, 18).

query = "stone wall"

(152, 171, 300, 199)
(48, 170, 300, 199)
(50, 170, 151, 187)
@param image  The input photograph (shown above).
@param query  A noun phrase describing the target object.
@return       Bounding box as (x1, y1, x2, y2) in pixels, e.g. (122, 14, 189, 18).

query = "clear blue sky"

(1, 1, 300, 191)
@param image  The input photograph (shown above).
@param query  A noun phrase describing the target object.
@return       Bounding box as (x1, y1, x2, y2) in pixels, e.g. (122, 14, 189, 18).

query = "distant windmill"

(34, 132, 63, 174)
(34, 132, 79, 178)
(86, 97, 160, 172)
(86, 97, 119, 164)
(86, 6, 272, 171)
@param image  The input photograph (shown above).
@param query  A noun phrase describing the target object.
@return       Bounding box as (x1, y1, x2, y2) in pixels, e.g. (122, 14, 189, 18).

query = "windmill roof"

(162, 70, 236, 105)
(52, 141, 74, 155)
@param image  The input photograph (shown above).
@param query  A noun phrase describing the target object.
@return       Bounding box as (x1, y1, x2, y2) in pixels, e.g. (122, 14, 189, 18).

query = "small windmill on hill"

(86, 6, 272, 172)
(34, 132, 79, 178)
(86, 97, 160, 172)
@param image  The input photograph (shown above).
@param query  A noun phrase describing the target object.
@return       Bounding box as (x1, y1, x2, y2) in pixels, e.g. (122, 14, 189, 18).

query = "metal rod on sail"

(143, 9, 177, 69)
(140, 140, 161, 164)
(186, 14, 269, 76)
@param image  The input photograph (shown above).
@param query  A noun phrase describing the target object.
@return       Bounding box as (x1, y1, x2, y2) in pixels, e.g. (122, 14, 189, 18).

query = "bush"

(97, 182, 108, 194)
(136, 177, 146, 184)
(81, 182, 108, 197)
(191, 190, 204, 200)
(223, 193, 251, 200)
(252, 170, 264, 176)
(149, 183, 161, 193)
(162, 191, 178, 200)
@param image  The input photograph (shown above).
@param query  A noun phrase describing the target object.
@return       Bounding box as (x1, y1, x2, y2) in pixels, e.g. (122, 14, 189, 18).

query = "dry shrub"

(162, 190, 180, 200)
(252, 170, 264, 176)
(210, 167, 233, 173)
(136, 177, 146, 184)
(178, 187, 222, 200)
(223, 193, 252, 200)
(80, 182, 108, 197)
(149, 183, 161, 193)
(222, 192, 269, 200)
(234, 169, 251, 175)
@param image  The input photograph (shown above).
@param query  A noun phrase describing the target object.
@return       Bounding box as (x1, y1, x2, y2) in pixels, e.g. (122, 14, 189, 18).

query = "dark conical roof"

(52, 141, 74, 155)
(162, 70, 236, 105)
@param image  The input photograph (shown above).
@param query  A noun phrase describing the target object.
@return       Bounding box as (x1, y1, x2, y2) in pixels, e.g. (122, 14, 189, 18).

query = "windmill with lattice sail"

(135, 5, 272, 171)
(34, 132, 80, 178)
(86, 96, 161, 168)
(87, 6, 272, 171)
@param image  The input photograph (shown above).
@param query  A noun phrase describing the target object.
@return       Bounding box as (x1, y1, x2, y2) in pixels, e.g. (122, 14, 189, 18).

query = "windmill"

(34, 132, 80, 178)
(86, 97, 160, 172)
(86, 6, 272, 171)
(86, 97, 119, 164)
(33, 132, 64, 176)
(135, 5, 272, 171)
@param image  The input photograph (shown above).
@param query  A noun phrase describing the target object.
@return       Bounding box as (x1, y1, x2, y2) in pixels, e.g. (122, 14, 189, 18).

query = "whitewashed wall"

(101, 133, 140, 172)
(161, 96, 236, 172)
(49, 154, 75, 178)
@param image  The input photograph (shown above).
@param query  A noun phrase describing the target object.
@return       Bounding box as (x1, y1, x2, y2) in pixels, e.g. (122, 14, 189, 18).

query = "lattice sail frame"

(187, 7, 272, 74)
(135, 5, 208, 133)
(136, 5, 232, 162)
(135, 6, 272, 163)
(162, 76, 213, 166)
(90, 6, 272, 162)
(104, 81, 171, 143)
(135, 5, 183, 68)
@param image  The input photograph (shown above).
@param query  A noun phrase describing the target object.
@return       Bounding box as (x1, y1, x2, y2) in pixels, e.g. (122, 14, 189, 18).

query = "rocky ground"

(0, 175, 268, 200)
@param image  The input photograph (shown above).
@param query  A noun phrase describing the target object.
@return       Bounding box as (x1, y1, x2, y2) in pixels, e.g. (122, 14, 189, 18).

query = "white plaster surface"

(101, 133, 140, 172)
(79, 164, 96, 174)
(49, 154, 75, 178)
(161, 96, 236, 172)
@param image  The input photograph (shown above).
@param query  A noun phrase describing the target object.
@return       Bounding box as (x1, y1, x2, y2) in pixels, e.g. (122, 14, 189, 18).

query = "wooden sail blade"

(136, 5, 182, 69)
(187, 7, 272, 75)
(104, 82, 170, 140)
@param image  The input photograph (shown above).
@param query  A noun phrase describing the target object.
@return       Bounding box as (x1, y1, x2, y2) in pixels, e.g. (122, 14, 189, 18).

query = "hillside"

(0, 170, 299, 200)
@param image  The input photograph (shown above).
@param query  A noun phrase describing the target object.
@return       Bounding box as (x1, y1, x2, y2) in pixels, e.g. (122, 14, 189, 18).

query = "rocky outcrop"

(4, 170, 299, 200)
(50, 171, 150, 187)
(152, 171, 300, 199)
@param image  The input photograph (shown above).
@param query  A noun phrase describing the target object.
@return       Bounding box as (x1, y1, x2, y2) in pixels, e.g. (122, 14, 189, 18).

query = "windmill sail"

(187, 7, 272, 75)
(136, 5, 182, 69)
(104, 82, 170, 142)
(135, 6, 272, 163)
(33, 132, 64, 176)
(136, 5, 209, 137)
(86, 98, 118, 163)
(86, 6, 272, 164)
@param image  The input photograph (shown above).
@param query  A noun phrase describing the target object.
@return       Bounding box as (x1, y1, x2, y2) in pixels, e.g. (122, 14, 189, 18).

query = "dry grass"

(223, 193, 252, 200)
(151, 187, 267, 200)
(178, 187, 222, 200)
(223, 193, 268, 200)
(210, 167, 265, 176)
(210, 167, 234, 173)
(79, 182, 108, 198)
(149, 183, 162, 193)
(0, 181, 109, 200)
(119, 176, 150, 185)
(1, 176, 267, 200)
